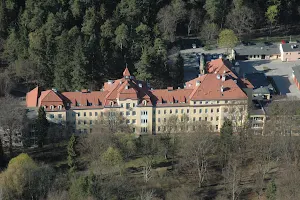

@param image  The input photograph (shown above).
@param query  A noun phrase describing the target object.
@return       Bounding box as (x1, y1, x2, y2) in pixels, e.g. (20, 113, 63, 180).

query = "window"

(58, 114, 62, 118)
(170, 109, 172, 114)
(110, 101, 114, 106)
(132, 119, 136, 124)
(141, 127, 148, 133)
(194, 109, 196, 113)
(132, 111, 136, 115)
(126, 103, 130, 109)
(199, 117, 202, 121)
(158, 118, 161, 123)
(193, 117, 195, 122)
(121, 103, 123, 107)
(200, 101, 203, 104)
(78, 112, 80, 117)
(217, 101, 220, 104)
(205, 101, 208, 104)
(84, 120, 86, 125)
(194, 101, 196, 105)
(181, 109, 184, 114)
(101, 112, 103, 117)
(95, 112, 98, 116)
(133, 103, 136, 107)
(216, 125, 219, 130)
(158, 126, 161, 131)
(126, 111, 130, 116)
(211, 117, 213, 121)
(126, 119, 130, 124)
(164, 110, 166, 114)
(78, 120, 81, 124)
(141, 111, 148, 115)
(205, 109, 208, 113)
(58, 105, 62, 110)
(205, 117, 207, 121)
(224, 108, 228, 112)
(90, 128, 93, 133)
(199, 109, 202, 113)
(90, 120, 93, 125)
(216, 116, 219, 121)
(175, 109, 178, 114)
(225, 100, 228, 103)
(143, 100, 147, 105)
(133, 128, 136, 132)
(49, 114, 54, 119)
(84, 112, 86, 116)
(217, 108, 219, 113)
(158, 110, 161, 114)
(89, 112, 92, 116)
(50, 105, 54, 110)
(211, 109, 213, 113)
(164, 118, 166, 122)
(187, 109, 189, 113)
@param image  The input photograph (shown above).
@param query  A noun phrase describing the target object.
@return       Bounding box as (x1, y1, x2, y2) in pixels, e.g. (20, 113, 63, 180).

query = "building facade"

(26, 59, 250, 135)
(280, 43, 300, 62)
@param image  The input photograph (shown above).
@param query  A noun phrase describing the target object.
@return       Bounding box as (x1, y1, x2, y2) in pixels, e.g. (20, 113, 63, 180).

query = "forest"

(1, 100, 300, 199)
(1, 0, 300, 92)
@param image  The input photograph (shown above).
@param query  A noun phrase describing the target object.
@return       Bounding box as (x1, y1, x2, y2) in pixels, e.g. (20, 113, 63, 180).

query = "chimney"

(119, 80, 123, 84)
(221, 85, 224, 92)
(199, 53, 205, 75)
(138, 83, 142, 88)
(196, 80, 201, 86)
(81, 89, 88, 93)
(167, 87, 173, 91)
(217, 74, 221, 80)
(52, 88, 58, 93)
(125, 85, 129, 89)
(108, 80, 114, 84)
(222, 75, 226, 82)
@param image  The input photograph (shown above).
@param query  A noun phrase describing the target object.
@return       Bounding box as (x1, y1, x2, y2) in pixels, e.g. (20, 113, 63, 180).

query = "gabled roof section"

(123, 67, 131, 77)
(206, 58, 237, 79)
(26, 86, 40, 107)
(188, 73, 247, 101)
(62, 91, 109, 108)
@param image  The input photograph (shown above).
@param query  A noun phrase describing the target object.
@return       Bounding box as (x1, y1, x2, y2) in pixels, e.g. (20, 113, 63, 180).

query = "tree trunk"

(8, 131, 13, 158)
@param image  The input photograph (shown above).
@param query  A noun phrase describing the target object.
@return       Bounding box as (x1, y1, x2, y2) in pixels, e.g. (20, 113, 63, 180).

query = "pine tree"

(35, 107, 49, 148)
(266, 179, 277, 200)
(68, 134, 77, 173)
(71, 37, 88, 90)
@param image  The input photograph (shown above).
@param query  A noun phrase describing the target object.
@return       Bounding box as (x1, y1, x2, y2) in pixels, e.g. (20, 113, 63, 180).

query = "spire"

(123, 66, 131, 78)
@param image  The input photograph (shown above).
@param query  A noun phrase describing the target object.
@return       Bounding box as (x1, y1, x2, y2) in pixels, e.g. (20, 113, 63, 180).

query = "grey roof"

(292, 65, 300, 81)
(234, 43, 280, 56)
(245, 73, 272, 89)
(281, 43, 300, 52)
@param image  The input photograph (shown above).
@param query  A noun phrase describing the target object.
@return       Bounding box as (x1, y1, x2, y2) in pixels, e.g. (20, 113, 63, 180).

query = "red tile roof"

(26, 86, 39, 107)
(26, 64, 248, 110)
(123, 67, 131, 77)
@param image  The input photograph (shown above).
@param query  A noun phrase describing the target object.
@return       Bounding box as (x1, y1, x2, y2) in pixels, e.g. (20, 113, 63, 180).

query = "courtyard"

(238, 60, 300, 98)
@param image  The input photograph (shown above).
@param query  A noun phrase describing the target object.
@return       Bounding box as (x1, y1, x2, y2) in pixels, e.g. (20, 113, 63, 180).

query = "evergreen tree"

(266, 179, 277, 200)
(173, 53, 184, 88)
(0, 137, 4, 166)
(71, 37, 88, 90)
(68, 134, 77, 173)
(35, 107, 49, 148)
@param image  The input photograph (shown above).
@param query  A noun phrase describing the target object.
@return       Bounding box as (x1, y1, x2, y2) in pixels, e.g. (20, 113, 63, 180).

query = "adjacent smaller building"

(234, 43, 280, 60)
(292, 65, 300, 90)
(280, 43, 300, 62)
(245, 73, 273, 100)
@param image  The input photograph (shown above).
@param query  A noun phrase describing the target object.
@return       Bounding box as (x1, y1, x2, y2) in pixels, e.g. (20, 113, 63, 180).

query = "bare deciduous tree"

(180, 123, 216, 188)
(0, 96, 26, 157)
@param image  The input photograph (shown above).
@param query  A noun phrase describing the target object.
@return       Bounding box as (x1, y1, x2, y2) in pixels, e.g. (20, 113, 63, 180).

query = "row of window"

(121, 103, 136, 108)
(77, 120, 94, 125)
(157, 108, 222, 115)
(192, 100, 229, 105)
(157, 124, 219, 132)
(126, 119, 137, 124)
(157, 116, 219, 123)
(120, 111, 136, 116)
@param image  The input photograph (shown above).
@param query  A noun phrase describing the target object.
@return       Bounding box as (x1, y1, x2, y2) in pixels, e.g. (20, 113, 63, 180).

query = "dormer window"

(110, 101, 114, 106)
(142, 100, 147, 106)
(50, 105, 54, 110)
(58, 105, 63, 110)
